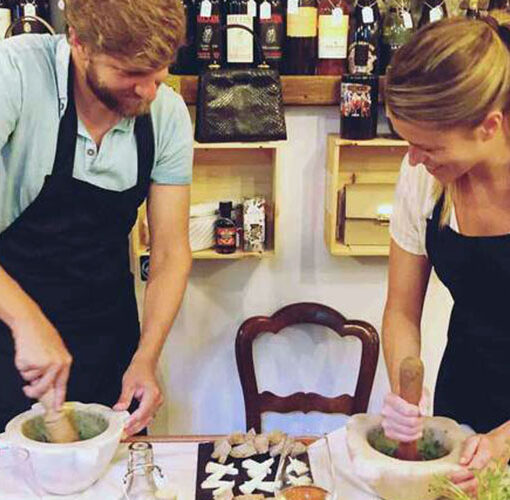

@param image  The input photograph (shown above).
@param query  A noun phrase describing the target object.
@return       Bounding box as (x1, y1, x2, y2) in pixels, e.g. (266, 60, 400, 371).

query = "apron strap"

(431, 191, 445, 229)
(133, 113, 155, 199)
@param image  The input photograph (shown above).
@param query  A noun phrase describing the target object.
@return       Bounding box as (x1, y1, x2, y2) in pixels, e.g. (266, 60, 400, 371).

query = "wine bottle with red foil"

(316, 0, 349, 75)
(226, 0, 255, 67)
(418, 0, 447, 28)
(196, 0, 224, 70)
(283, 0, 318, 74)
(0, 0, 11, 39)
(347, 0, 381, 75)
(256, 0, 285, 70)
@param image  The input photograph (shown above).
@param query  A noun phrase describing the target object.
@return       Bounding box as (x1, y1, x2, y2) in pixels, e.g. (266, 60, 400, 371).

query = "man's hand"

(11, 310, 72, 409)
(113, 355, 163, 435)
(449, 429, 510, 497)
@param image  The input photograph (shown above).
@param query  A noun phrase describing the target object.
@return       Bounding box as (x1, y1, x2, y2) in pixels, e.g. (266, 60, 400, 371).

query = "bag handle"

(208, 23, 269, 69)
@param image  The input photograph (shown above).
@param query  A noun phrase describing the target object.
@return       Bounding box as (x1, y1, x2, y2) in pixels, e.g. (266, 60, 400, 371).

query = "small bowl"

(1, 401, 129, 495)
(278, 485, 331, 500)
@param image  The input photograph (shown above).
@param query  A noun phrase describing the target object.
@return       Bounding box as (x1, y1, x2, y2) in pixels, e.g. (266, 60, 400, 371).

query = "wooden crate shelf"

(166, 75, 387, 106)
(325, 134, 408, 257)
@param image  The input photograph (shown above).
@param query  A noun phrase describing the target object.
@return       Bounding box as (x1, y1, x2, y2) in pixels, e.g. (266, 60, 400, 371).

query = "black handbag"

(195, 24, 287, 143)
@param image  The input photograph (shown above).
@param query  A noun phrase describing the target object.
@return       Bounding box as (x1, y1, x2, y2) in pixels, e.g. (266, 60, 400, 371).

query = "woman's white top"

(389, 154, 459, 257)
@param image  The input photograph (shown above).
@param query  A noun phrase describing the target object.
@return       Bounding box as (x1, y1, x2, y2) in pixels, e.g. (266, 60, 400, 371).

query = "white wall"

(137, 106, 454, 436)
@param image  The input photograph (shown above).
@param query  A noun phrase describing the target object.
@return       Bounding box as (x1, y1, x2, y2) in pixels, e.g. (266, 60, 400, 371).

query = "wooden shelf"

(325, 134, 408, 257)
(136, 248, 274, 260)
(166, 75, 388, 106)
(193, 141, 286, 149)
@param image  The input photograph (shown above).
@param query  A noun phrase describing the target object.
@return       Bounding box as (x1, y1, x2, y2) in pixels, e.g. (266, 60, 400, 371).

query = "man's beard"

(85, 64, 152, 118)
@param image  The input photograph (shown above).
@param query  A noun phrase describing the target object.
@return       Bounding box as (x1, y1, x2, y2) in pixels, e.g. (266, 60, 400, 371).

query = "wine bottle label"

(24, 2, 37, 16)
(402, 10, 413, 28)
(341, 82, 373, 118)
(287, 6, 318, 37)
(287, 0, 299, 14)
(196, 14, 221, 60)
(260, 14, 284, 59)
(227, 15, 254, 63)
(200, 0, 212, 18)
(347, 41, 377, 74)
(260, 1, 272, 19)
(0, 8, 11, 40)
(429, 6, 443, 21)
(362, 6, 374, 23)
(318, 14, 348, 59)
(217, 227, 236, 246)
(248, 0, 257, 16)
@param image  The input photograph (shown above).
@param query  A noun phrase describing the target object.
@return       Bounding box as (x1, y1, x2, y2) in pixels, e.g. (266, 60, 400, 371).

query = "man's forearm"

(382, 307, 421, 393)
(136, 251, 192, 366)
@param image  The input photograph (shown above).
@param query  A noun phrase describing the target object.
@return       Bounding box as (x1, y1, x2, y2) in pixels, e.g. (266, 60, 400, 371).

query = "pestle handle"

(39, 388, 79, 443)
(396, 357, 424, 461)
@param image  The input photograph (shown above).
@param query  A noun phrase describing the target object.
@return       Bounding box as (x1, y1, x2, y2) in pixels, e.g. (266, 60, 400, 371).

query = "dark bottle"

(226, 0, 255, 66)
(0, 0, 12, 39)
(418, 0, 447, 28)
(316, 0, 349, 75)
(256, 0, 285, 70)
(347, 0, 381, 75)
(340, 73, 379, 139)
(215, 202, 237, 254)
(9, 0, 52, 34)
(380, 0, 414, 74)
(173, 0, 198, 74)
(466, 0, 480, 17)
(196, 0, 224, 70)
(488, 0, 509, 9)
(283, 0, 318, 74)
(48, 0, 66, 33)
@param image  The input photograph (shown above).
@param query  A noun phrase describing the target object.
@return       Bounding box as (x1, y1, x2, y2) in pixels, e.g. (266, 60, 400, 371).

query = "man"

(0, 0, 193, 435)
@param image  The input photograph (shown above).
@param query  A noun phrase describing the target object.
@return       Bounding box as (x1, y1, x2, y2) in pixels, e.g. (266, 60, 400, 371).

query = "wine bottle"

(226, 0, 255, 66)
(347, 0, 381, 75)
(466, 0, 480, 17)
(48, 0, 67, 33)
(283, 0, 318, 74)
(0, 0, 12, 40)
(10, 0, 52, 34)
(196, 0, 224, 70)
(256, 0, 285, 70)
(380, 0, 414, 74)
(418, 0, 447, 28)
(215, 202, 237, 254)
(316, 0, 349, 75)
(173, 0, 198, 74)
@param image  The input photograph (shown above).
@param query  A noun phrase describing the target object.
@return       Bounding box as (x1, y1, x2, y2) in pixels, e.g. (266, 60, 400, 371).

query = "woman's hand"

(11, 308, 72, 409)
(449, 427, 510, 496)
(113, 354, 163, 436)
(381, 388, 431, 442)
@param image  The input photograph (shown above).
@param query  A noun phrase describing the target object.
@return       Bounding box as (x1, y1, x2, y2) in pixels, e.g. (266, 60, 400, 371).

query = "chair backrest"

(235, 302, 380, 433)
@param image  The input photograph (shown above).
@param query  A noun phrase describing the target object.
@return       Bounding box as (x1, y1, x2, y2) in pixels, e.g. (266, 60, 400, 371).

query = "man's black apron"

(426, 194, 510, 433)
(0, 62, 154, 430)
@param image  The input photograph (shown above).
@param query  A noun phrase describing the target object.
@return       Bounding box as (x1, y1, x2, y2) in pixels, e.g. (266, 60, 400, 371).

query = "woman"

(382, 16, 510, 495)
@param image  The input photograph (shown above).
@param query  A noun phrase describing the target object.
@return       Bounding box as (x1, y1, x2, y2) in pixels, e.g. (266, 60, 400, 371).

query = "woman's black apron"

(426, 195, 510, 433)
(0, 62, 154, 430)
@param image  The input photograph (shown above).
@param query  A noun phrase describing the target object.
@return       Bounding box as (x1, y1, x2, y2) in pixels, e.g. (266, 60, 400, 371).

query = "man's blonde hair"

(386, 17, 510, 226)
(65, 0, 185, 69)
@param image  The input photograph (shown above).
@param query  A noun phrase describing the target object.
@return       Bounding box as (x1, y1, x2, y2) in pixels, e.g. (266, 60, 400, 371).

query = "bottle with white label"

(418, 0, 447, 28)
(256, 0, 285, 70)
(283, 0, 318, 74)
(347, 0, 381, 75)
(196, 0, 224, 70)
(317, 0, 350, 75)
(0, 0, 11, 40)
(10, 0, 52, 34)
(226, 0, 255, 66)
(380, 0, 414, 74)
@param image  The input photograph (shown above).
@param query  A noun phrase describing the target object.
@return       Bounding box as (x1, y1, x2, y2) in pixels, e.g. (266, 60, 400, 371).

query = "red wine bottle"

(283, 0, 318, 74)
(256, 0, 285, 70)
(196, 0, 224, 70)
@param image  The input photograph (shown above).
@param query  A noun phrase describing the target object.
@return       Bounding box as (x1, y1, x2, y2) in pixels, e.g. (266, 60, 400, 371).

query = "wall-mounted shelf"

(166, 75, 387, 106)
(325, 135, 408, 257)
(131, 141, 283, 280)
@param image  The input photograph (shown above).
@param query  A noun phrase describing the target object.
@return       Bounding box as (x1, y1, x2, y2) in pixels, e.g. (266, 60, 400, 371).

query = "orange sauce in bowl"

(279, 485, 330, 500)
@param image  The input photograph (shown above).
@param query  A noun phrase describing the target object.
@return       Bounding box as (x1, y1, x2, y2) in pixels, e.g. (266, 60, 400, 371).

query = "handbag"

(195, 24, 287, 143)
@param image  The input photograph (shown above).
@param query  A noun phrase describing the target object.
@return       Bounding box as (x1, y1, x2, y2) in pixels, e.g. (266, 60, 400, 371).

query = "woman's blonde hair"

(386, 16, 510, 226)
(65, 0, 185, 69)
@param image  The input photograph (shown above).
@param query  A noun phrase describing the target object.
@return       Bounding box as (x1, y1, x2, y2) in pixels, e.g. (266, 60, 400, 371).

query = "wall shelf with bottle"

(324, 134, 408, 257)
(130, 141, 282, 281)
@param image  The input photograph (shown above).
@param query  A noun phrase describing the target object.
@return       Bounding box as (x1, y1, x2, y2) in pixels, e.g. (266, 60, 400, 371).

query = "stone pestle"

(395, 356, 424, 461)
(39, 388, 80, 443)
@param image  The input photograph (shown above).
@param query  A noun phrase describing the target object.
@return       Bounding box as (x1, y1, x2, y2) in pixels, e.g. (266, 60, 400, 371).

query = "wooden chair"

(235, 302, 380, 433)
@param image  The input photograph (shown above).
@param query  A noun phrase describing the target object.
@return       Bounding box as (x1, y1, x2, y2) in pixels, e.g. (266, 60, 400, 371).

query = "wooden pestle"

(395, 356, 424, 461)
(39, 388, 80, 443)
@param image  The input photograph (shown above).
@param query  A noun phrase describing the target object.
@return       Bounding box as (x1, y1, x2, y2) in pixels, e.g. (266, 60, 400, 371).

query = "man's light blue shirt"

(0, 34, 193, 234)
